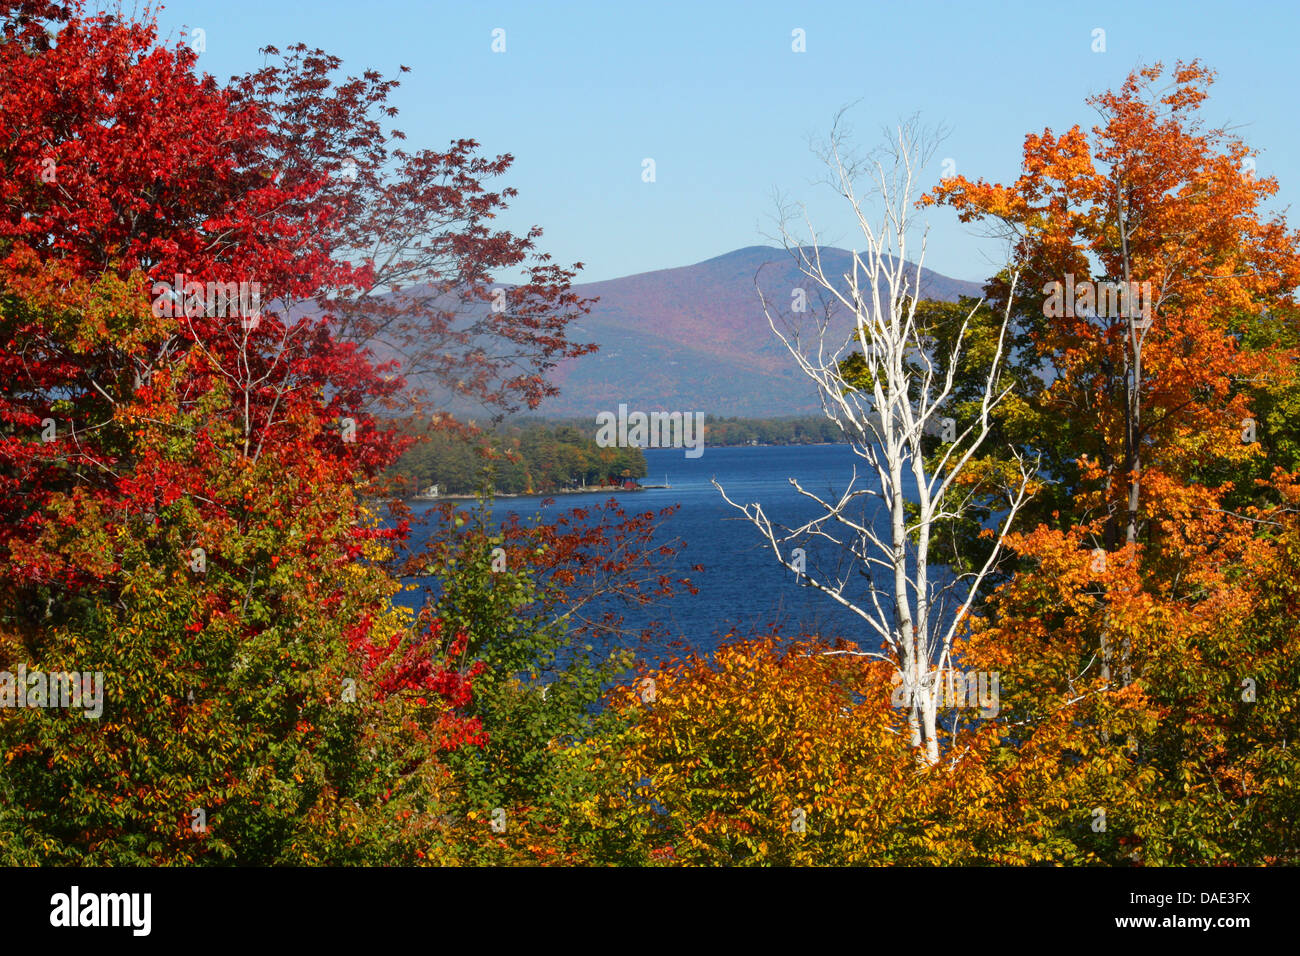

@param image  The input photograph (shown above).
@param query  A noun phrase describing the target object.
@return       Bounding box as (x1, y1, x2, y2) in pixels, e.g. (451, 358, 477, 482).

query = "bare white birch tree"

(714, 117, 1037, 765)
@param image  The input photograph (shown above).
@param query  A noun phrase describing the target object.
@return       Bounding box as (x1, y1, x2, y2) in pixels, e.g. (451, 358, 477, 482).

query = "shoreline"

(409, 485, 652, 502)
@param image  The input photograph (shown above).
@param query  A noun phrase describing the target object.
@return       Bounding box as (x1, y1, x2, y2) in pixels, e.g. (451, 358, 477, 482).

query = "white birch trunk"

(714, 118, 1036, 766)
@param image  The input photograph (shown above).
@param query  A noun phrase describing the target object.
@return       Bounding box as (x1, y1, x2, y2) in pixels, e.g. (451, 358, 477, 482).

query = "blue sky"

(122, 0, 1300, 284)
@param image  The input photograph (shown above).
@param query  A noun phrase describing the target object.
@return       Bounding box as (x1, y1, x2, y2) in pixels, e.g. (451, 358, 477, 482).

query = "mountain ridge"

(540, 245, 985, 417)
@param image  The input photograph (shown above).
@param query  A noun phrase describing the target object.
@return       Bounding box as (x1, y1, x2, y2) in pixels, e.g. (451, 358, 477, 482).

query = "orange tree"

(923, 62, 1300, 864)
(564, 637, 957, 865)
(924, 60, 1300, 553)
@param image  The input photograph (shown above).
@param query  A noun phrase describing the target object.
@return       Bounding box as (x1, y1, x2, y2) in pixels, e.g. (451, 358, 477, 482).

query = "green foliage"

(411, 493, 636, 863)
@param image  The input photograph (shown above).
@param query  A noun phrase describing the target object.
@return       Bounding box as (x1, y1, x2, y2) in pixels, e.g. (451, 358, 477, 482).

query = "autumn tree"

(926, 61, 1300, 556)
(925, 63, 1300, 863)
(572, 637, 924, 865)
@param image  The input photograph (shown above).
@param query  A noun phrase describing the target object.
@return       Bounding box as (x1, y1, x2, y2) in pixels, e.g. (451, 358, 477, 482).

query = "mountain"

(539, 246, 984, 418)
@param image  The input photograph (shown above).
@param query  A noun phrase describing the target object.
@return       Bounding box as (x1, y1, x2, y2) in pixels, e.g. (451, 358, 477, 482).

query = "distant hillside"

(539, 246, 983, 417)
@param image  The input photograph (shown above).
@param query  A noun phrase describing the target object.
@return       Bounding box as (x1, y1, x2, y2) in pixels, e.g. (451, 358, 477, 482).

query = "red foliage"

(345, 615, 488, 751)
(230, 43, 598, 418)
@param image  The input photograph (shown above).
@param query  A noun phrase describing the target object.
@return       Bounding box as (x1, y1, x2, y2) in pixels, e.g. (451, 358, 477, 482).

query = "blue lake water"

(400, 444, 928, 662)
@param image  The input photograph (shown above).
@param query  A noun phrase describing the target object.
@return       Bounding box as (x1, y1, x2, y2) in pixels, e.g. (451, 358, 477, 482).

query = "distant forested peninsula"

(695, 415, 846, 446)
(387, 421, 648, 497)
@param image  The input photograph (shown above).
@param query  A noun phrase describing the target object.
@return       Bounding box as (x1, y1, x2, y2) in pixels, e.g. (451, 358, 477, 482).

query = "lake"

(398, 443, 932, 662)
